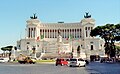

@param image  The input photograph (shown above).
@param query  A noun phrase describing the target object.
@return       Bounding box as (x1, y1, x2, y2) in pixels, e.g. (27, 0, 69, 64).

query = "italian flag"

(41, 34, 44, 39)
(66, 35, 73, 40)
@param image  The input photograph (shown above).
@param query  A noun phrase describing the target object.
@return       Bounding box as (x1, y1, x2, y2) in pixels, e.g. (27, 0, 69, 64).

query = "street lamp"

(32, 46, 36, 58)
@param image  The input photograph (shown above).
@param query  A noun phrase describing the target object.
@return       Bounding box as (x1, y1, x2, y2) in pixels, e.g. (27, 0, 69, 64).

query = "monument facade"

(17, 13, 105, 59)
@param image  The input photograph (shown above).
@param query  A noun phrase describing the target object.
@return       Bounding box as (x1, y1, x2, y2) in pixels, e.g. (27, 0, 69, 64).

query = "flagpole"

(43, 39, 45, 53)
(35, 38, 37, 58)
(72, 38, 73, 58)
(70, 35, 73, 58)
(33, 46, 36, 59)
(41, 34, 44, 53)
(42, 39, 43, 53)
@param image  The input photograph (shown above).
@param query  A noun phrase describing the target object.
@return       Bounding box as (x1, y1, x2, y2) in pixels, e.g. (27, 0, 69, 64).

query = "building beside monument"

(17, 13, 105, 59)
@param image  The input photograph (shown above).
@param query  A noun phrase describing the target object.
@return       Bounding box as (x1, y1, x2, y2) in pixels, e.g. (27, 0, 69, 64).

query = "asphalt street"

(86, 62, 120, 74)
(0, 62, 120, 74)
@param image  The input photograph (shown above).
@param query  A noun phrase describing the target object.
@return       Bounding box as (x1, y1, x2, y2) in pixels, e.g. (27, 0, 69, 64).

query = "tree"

(1, 47, 7, 57)
(115, 46, 120, 55)
(1, 46, 13, 61)
(6, 46, 13, 61)
(90, 24, 120, 57)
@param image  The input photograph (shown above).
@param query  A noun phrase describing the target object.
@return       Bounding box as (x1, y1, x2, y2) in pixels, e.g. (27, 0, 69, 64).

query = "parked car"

(65, 58, 70, 66)
(69, 58, 86, 67)
(85, 60, 89, 65)
(0, 58, 9, 63)
(17, 54, 36, 64)
(100, 57, 113, 63)
(55, 58, 68, 66)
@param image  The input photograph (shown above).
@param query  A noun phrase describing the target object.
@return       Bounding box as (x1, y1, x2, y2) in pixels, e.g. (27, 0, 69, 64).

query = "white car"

(69, 58, 86, 67)
(0, 58, 9, 63)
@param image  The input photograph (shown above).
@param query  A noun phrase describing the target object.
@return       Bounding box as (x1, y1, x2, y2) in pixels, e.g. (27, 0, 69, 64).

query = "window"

(70, 59, 77, 61)
(91, 45, 93, 50)
(91, 27, 93, 30)
(86, 31, 88, 37)
(78, 59, 84, 61)
(85, 27, 87, 30)
(37, 45, 39, 47)
(18, 45, 20, 48)
(90, 42, 93, 44)
(27, 42, 30, 44)
(81, 45, 82, 47)
(88, 27, 90, 30)
(28, 28, 30, 37)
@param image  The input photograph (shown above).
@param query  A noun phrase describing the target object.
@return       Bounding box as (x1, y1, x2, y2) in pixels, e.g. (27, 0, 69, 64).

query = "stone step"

(41, 53, 71, 59)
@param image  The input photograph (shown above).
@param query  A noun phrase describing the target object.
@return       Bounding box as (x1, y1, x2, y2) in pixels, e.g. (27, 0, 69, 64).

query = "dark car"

(85, 60, 89, 64)
(55, 58, 68, 66)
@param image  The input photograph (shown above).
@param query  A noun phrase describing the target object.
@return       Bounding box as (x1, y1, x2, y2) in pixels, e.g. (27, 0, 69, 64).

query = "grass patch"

(36, 60, 55, 63)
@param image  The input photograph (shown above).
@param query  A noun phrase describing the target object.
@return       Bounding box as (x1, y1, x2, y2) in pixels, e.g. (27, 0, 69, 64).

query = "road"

(0, 62, 120, 74)
(87, 62, 120, 74)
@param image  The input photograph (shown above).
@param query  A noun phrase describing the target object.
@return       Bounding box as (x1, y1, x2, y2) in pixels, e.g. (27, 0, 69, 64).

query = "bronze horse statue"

(84, 12, 91, 18)
(30, 13, 37, 19)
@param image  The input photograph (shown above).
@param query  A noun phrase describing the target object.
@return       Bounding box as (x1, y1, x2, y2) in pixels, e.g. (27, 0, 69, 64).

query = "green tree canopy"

(90, 24, 120, 57)
(1, 46, 13, 61)
(115, 45, 120, 55)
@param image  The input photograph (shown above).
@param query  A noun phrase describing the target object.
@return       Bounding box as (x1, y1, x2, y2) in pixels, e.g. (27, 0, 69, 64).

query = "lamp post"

(27, 45, 29, 55)
(86, 45, 90, 60)
(32, 46, 36, 58)
(13, 46, 17, 61)
(42, 39, 45, 53)
(71, 38, 74, 58)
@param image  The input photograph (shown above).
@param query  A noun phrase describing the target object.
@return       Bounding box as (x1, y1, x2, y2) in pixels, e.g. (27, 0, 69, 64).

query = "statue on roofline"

(30, 13, 37, 19)
(84, 12, 91, 18)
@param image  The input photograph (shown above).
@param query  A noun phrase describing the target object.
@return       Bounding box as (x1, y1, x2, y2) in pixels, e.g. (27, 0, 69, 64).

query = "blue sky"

(0, 0, 120, 48)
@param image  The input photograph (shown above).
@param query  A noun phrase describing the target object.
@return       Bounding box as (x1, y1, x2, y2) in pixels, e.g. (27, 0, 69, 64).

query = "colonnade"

(40, 28, 82, 38)
(28, 27, 36, 38)
(85, 27, 93, 38)
(27, 27, 93, 39)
